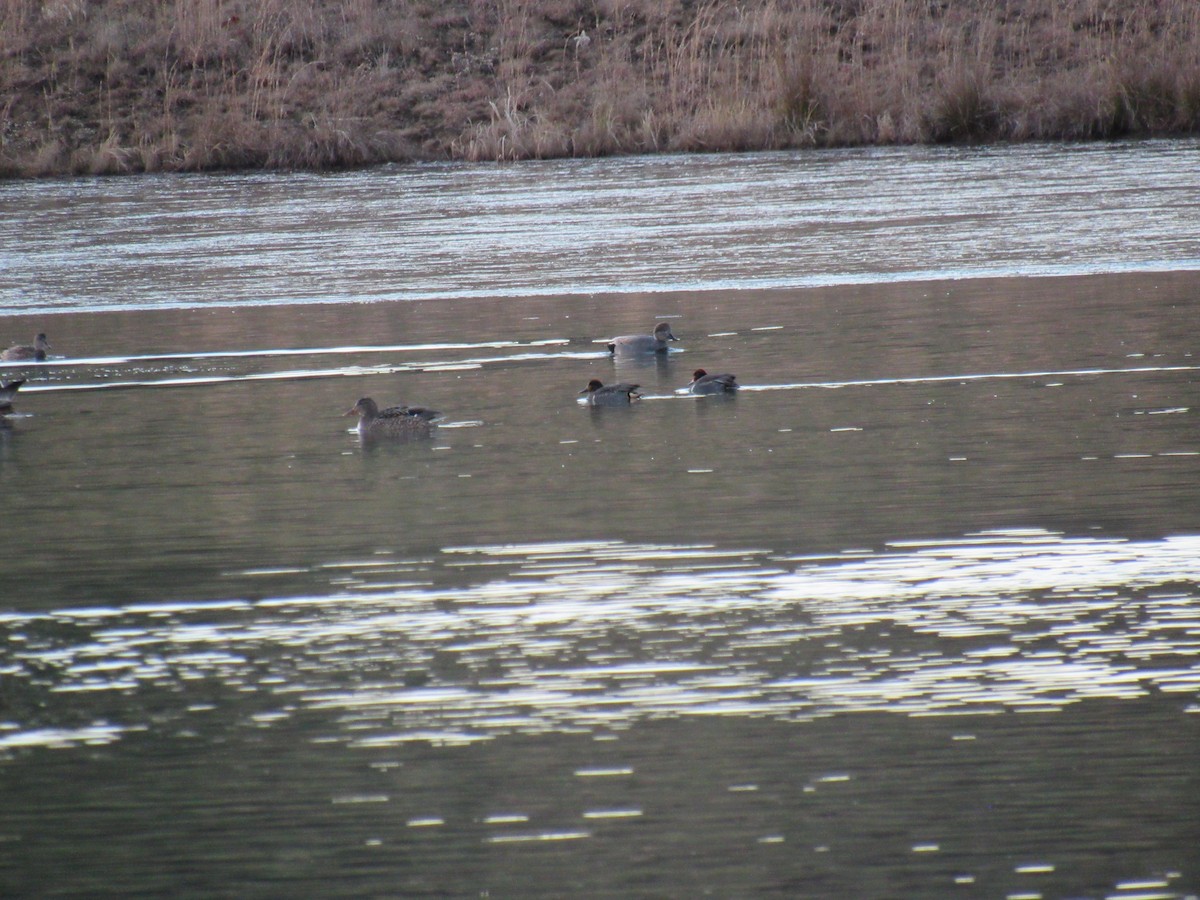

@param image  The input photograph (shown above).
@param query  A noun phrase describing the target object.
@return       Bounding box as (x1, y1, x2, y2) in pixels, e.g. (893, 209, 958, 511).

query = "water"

(3, 141, 1200, 313)
(1, 141, 1199, 898)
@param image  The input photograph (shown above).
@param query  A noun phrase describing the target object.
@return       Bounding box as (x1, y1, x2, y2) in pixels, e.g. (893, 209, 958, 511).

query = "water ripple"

(2, 529, 1197, 750)
(3, 142, 1199, 313)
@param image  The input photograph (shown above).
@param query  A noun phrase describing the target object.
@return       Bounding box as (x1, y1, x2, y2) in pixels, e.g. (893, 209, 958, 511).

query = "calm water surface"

(1, 143, 1198, 898)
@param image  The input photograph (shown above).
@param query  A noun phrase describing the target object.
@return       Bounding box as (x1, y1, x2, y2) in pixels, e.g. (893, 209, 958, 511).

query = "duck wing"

(0, 379, 24, 408)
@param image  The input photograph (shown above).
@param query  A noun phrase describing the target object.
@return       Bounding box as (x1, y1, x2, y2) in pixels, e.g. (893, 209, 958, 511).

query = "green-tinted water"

(1, 146, 1198, 897)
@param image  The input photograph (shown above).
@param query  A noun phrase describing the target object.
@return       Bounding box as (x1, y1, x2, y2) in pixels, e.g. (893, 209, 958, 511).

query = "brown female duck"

(346, 397, 435, 440)
(2, 333, 51, 361)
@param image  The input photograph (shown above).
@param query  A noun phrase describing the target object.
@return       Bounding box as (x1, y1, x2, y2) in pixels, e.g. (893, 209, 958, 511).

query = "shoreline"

(3, 0, 1199, 179)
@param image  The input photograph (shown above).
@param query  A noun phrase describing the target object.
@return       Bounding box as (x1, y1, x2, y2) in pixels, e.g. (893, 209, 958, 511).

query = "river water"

(1, 141, 1198, 897)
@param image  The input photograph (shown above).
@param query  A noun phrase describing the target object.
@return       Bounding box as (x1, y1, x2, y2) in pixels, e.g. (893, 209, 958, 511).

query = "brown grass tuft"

(1, 0, 1199, 177)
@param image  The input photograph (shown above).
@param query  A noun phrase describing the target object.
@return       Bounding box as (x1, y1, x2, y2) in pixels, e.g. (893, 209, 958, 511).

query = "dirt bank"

(2, 0, 1198, 177)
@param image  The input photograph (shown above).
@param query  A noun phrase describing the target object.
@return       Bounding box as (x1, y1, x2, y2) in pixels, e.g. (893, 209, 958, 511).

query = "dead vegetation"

(2, 0, 1198, 176)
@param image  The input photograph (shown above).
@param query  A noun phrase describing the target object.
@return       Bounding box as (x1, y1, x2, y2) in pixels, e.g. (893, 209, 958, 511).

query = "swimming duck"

(687, 369, 738, 394)
(346, 397, 435, 440)
(607, 323, 678, 355)
(580, 379, 641, 406)
(1, 333, 51, 361)
(0, 379, 24, 412)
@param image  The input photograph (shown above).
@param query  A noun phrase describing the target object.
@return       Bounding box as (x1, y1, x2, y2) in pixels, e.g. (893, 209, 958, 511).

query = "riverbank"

(2, 0, 1199, 177)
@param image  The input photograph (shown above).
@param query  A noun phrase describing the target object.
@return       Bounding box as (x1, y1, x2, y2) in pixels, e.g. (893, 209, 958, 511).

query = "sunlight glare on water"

(3, 530, 1197, 751)
(2, 141, 1199, 313)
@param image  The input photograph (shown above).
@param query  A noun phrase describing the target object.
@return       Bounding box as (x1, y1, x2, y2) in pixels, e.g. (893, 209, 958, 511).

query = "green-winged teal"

(687, 369, 738, 394)
(346, 397, 435, 440)
(580, 379, 641, 406)
(2, 333, 50, 361)
(607, 322, 678, 355)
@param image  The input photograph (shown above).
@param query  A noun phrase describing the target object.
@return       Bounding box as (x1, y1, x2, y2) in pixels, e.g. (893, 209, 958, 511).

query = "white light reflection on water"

(2, 529, 1198, 750)
(10, 355, 1200, 415)
(3, 142, 1200, 314)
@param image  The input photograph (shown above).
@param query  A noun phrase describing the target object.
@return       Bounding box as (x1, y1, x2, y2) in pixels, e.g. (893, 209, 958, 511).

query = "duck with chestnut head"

(687, 369, 737, 394)
(579, 379, 642, 406)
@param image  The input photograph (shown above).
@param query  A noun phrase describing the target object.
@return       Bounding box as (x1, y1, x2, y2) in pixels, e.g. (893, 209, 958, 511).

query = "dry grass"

(1, 0, 1198, 176)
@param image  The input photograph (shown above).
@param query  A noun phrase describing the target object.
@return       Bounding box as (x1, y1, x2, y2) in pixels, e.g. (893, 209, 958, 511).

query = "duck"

(607, 322, 678, 355)
(580, 379, 641, 406)
(687, 369, 738, 394)
(2, 333, 51, 361)
(0, 379, 24, 412)
(346, 397, 435, 440)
